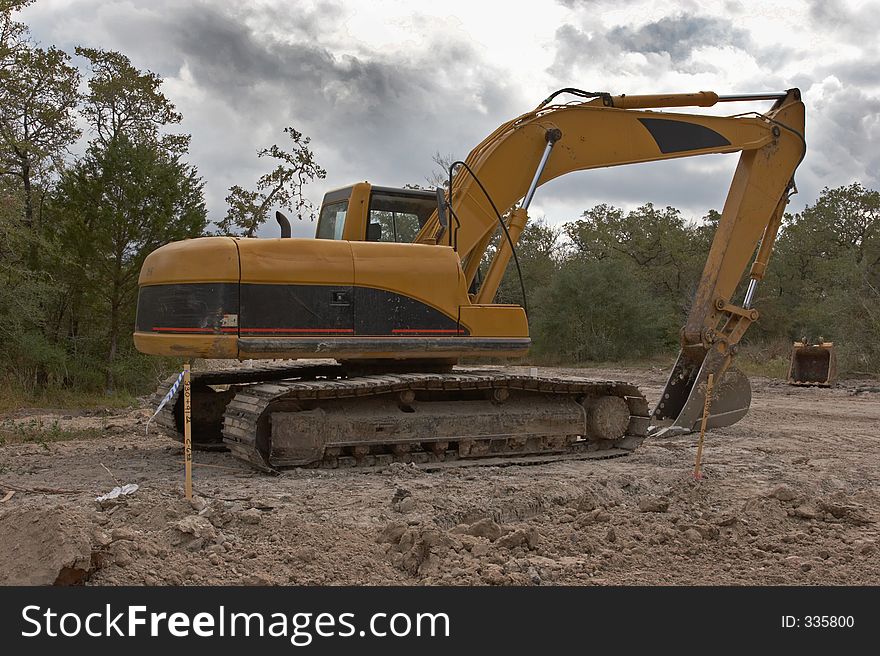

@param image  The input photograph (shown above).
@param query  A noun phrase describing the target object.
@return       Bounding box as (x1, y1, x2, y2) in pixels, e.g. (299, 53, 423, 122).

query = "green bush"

(531, 258, 678, 362)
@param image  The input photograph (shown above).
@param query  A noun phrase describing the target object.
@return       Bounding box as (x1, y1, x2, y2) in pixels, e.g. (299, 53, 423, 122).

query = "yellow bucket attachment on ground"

(788, 339, 837, 387)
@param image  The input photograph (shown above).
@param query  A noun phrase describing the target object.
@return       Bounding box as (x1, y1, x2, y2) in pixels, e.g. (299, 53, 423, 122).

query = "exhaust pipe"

(275, 211, 291, 238)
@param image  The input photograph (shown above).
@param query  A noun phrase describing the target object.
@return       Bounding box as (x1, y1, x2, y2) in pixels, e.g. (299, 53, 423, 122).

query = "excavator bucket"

(650, 347, 752, 438)
(788, 340, 837, 386)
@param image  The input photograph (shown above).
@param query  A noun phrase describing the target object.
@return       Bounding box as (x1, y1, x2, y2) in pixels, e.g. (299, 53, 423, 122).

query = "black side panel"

(353, 287, 462, 335)
(240, 283, 353, 335)
(138, 283, 463, 338)
(638, 118, 731, 154)
(233, 284, 463, 337)
(136, 283, 238, 334)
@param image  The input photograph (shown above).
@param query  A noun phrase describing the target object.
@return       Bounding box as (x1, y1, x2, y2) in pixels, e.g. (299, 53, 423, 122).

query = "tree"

(54, 136, 206, 389)
(0, 0, 30, 67)
(0, 2, 81, 390)
(531, 257, 676, 362)
(564, 203, 710, 316)
(76, 46, 185, 152)
(218, 127, 326, 237)
(563, 204, 623, 260)
(426, 151, 456, 189)
(798, 183, 878, 266)
(0, 178, 66, 391)
(761, 183, 880, 370)
(496, 219, 561, 308)
(0, 42, 80, 238)
(49, 48, 207, 391)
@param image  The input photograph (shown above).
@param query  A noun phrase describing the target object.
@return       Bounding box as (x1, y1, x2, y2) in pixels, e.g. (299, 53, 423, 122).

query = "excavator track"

(151, 364, 651, 471)
(224, 371, 650, 471)
(149, 361, 344, 450)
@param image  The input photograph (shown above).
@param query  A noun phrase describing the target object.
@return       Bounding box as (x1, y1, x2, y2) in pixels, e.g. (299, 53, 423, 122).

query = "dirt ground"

(1, 365, 878, 586)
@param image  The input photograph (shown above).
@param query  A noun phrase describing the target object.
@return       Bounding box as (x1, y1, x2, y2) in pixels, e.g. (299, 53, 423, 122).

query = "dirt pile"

(0, 505, 96, 585)
(365, 471, 879, 585)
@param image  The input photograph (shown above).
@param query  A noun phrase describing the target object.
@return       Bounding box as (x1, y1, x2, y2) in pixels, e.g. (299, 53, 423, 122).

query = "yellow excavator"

(135, 87, 806, 470)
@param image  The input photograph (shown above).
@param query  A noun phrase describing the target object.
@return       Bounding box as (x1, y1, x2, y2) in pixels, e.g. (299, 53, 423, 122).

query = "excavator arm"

(418, 88, 806, 435)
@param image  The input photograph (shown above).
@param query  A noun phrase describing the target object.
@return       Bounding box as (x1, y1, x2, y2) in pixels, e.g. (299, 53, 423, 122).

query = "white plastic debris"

(96, 483, 139, 503)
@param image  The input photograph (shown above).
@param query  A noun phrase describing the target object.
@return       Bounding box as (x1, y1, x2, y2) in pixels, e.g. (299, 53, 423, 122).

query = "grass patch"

(0, 387, 139, 414)
(736, 356, 791, 379)
(0, 418, 109, 446)
(462, 353, 677, 371)
(529, 353, 676, 371)
(736, 339, 793, 379)
(470, 348, 793, 379)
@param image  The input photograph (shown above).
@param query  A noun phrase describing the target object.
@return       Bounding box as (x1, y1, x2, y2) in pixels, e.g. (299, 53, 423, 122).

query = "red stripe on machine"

(391, 329, 460, 334)
(240, 328, 355, 333)
(152, 327, 239, 333)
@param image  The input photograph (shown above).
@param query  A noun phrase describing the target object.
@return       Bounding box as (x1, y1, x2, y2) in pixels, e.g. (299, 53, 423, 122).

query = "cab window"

(367, 192, 435, 243)
(316, 200, 348, 239)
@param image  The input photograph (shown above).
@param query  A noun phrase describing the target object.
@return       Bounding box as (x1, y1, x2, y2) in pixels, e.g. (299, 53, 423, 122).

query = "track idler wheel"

(585, 395, 630, 441)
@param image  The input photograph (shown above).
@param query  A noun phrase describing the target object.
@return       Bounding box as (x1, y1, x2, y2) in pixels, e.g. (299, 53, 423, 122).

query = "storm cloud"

(18, 0, 880, 231)
(22, 0, 521, 234)
(547, 0, 880, 216)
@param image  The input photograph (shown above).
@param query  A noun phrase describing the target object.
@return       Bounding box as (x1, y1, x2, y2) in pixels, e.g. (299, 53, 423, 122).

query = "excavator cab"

(316, 183, 437, 243)
(788, 338, 837, 386)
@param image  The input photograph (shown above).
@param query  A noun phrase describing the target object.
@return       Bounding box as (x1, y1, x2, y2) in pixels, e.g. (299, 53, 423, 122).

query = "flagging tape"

(145, 371, 185, 436)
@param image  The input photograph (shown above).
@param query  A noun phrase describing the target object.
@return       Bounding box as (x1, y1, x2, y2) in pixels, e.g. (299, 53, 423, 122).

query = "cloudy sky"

(19, 0, 880, 236)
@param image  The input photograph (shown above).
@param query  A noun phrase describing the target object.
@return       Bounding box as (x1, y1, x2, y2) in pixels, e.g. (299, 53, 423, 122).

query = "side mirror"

(435, 187, 448, 229)
(435, 187, 449, 244)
